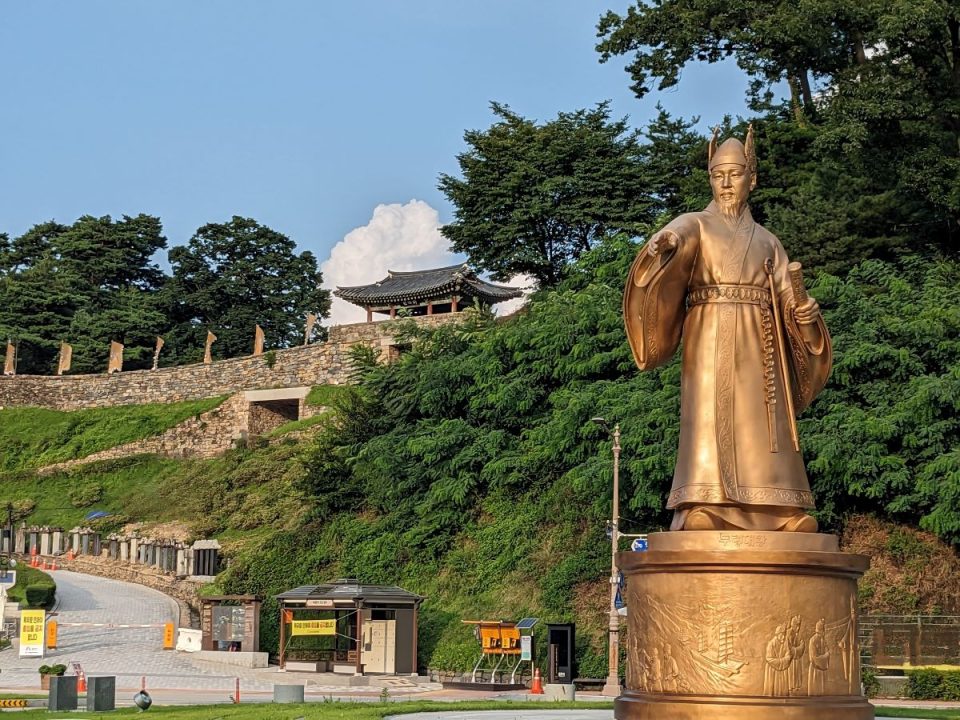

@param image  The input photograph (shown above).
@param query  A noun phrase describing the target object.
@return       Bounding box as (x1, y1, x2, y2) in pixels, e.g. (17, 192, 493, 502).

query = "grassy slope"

(0, 397, 226, 472)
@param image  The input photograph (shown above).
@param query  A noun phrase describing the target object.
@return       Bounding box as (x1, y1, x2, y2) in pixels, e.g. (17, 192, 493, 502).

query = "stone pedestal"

(48, 675, 78, 711)
(615, 532, 872, 720)
(273, 684, 305, 703)
(86, 676, 116, 711)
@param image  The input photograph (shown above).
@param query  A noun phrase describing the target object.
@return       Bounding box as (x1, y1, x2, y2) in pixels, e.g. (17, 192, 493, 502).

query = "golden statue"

(623, 126, 832, 532)
(615, 127, 872, 720)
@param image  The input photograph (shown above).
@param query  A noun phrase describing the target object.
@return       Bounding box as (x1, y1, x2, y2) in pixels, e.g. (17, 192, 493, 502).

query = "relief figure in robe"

(623, 126, 832, 531)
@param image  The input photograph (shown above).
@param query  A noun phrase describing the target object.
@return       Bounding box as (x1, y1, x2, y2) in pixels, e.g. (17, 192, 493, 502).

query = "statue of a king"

(623, 127, 832, 532)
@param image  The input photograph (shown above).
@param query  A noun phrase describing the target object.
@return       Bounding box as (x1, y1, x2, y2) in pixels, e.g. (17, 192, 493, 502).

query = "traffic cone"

(530, 667, 544, 695)
(77, 674, 86, 693)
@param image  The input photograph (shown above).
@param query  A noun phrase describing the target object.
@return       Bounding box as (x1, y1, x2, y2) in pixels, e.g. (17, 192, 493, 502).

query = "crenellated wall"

(0, 315, 459, 411)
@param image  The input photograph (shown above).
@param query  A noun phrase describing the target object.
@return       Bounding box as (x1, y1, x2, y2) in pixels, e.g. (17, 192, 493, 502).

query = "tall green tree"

(438, 102, 655, 287)
(596, 1, 960, 251)
(164, 217, 330, 364)
(0, 215, 167, 374)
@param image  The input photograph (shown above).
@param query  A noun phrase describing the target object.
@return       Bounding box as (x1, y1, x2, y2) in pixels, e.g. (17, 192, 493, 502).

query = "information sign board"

(19, 609, 44, 658)
(291, 619, 336, 636)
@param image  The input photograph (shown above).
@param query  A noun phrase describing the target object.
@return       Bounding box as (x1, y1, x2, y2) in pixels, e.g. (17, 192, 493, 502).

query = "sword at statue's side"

(765, 258, 801, 453)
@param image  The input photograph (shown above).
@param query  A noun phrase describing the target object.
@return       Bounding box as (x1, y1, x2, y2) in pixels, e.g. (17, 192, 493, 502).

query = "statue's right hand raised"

(647, 230, 680, 257)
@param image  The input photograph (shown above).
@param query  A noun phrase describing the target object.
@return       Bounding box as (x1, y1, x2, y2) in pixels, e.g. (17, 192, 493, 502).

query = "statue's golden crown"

(708, 124, 756, 188)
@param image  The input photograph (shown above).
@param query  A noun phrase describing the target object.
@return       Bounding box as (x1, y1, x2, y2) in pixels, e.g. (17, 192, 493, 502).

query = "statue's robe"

(624, 202, 831, 527)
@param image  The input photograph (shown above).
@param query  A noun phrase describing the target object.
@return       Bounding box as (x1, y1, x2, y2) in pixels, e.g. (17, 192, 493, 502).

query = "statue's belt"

(688, 284, 771, 307)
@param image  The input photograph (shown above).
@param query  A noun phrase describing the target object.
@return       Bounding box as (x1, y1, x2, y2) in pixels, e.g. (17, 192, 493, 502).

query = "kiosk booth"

(275, 579, 423, 675)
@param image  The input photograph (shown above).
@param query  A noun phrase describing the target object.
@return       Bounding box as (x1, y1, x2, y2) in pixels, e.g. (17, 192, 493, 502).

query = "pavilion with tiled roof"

(334, 263, 522, 321)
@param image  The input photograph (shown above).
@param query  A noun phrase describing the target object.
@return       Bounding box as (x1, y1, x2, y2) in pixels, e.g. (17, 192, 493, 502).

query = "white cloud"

(320, 199, 535, 325)
(321, 200, 460, 326)
(496, 274, 536, 316)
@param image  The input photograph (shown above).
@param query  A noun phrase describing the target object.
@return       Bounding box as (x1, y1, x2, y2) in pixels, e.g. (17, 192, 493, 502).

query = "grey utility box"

(273, 684, 305, 703)
(86, 676, 116, 711)
(48, 675, 78, 711)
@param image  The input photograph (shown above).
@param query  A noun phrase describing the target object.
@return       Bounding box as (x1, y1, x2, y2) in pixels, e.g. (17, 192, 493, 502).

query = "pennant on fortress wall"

(3, 340, 15, 376)
(57, 342, 72, 376)
(304, 313, 317, 345)
(203, 330, 217, 365)
(253, 325, 265, 356)
(152, 336, 164, 370)
(107, 341, 124, 374)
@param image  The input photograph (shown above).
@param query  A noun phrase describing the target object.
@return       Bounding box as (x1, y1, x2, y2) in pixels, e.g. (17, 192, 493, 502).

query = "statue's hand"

(793, 297, 821, 325)
(647, 230, 679, 257)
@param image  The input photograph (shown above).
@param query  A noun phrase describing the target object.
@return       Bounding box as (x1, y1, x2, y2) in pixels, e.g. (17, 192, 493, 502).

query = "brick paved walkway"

(0, 570, 438, 694)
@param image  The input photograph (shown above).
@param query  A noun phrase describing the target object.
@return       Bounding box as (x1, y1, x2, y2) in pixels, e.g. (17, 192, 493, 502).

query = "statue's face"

(710, 163, 752, 215)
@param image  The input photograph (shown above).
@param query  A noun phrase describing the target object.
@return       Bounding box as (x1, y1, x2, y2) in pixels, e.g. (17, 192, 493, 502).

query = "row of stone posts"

(10, 524, 221, 578)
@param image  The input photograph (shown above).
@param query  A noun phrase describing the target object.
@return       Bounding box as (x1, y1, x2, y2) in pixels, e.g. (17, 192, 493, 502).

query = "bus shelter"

(275, 579, 423, 675)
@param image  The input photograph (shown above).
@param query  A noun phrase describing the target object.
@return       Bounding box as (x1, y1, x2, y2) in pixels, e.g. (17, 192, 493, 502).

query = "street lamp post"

(593, 417, 622, 698)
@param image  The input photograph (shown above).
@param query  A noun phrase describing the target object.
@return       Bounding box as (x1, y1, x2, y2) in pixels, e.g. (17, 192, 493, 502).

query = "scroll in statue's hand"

(793, 298, 821, 325)
(647, 229, 680, 257)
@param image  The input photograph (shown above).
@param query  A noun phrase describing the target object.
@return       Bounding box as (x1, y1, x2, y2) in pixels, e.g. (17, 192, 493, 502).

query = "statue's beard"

(717, 196, 746, 218)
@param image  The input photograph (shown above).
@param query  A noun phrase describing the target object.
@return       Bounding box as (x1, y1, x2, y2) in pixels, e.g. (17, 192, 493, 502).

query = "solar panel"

(516, 617, 539, 630)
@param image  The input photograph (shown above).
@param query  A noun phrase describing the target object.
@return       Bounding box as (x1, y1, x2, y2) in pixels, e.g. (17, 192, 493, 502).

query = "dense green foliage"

(2, 245, 960, 671)
(165, 217, 330, 363)
(908, 668, 960, 700)
(0, 397, 225, 472)
(0, 215, 330, 374)
(0, 215, 168, 374)
(439, 102, 655, 286)
(597, 1, 960, 257)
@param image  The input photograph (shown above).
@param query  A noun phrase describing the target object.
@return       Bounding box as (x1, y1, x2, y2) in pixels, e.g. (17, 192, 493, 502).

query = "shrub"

(860, 666, 880, 698)
(24, 584, 55, 608)
(906, 668, 960, 700)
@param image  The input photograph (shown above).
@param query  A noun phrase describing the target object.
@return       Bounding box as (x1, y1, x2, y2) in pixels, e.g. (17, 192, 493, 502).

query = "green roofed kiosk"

(275, 579, 424, 675)
(334, 263, 523, 321)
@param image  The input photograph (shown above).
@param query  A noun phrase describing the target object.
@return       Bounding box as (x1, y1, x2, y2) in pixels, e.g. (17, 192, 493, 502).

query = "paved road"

(0, 571, 440, 695)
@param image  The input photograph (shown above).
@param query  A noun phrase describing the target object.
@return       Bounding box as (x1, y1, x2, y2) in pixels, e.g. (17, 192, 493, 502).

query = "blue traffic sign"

(631, 537, 648, 552)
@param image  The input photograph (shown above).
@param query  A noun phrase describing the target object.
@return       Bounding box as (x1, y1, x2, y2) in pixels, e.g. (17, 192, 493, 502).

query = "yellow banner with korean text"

(290, 619, 336, 636)
(19, 609, 45, 657)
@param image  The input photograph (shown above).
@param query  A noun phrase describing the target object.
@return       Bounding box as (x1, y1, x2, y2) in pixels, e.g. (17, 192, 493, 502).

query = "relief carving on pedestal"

(627, 590, 859, 697)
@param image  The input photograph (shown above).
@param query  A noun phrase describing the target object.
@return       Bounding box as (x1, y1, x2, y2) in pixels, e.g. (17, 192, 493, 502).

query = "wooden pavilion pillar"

(355, 601, 364, 675)
(451, 296, 459, 312)
(365, 307, 372, 323)
(389, 306, 396, 319)
(426, 302, 433, 316)
(412, 603, 420, 674)
(278, 602, 287, 669)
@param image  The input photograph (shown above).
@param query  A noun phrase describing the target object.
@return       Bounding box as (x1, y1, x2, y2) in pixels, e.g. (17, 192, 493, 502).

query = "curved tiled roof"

(334, 263, 522, 307)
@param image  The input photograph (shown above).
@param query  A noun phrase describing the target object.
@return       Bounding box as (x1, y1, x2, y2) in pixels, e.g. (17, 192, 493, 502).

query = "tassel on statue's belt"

(688, 284, 781, 453)
(687, 284, 771, 307)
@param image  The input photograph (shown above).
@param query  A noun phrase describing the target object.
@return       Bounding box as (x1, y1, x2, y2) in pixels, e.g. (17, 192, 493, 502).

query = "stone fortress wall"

(0, 315, 457, 411)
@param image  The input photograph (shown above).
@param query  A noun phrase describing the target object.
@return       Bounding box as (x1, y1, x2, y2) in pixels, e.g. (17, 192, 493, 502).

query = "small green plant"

(264, 350, 277, 369)
(37, 664, 66, 676)
(378, 687, 390, 703)
(861, 666, 881, 698)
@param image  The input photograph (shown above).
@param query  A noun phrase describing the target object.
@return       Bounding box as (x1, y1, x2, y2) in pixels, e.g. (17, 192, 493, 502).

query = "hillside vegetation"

(1, 241, 958, 674)
(0, 396, 225, 472)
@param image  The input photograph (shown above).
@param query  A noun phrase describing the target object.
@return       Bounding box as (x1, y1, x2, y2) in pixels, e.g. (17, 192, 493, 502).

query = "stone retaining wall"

(38, 394, 247, 474)
(0, 315, 459, 411)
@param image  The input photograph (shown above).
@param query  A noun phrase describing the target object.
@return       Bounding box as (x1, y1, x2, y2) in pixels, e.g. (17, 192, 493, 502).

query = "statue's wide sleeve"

(773, 240, 833, 413)
(623, 216, 699, 371)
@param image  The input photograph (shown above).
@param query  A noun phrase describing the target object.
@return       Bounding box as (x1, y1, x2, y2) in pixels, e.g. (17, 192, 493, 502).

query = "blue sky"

(1, 1, 757, 323)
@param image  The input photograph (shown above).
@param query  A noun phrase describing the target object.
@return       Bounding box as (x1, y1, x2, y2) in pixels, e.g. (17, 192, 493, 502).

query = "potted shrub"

(38, 664, 66, 690)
